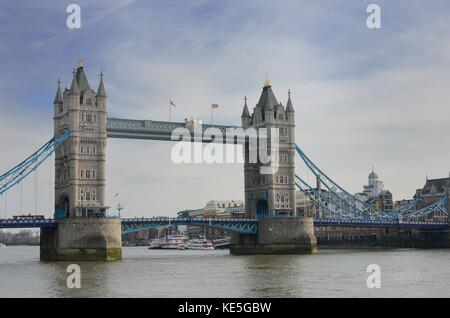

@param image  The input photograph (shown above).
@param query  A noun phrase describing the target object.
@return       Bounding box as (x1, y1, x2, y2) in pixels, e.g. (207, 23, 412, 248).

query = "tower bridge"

(0, 61, 449, 260)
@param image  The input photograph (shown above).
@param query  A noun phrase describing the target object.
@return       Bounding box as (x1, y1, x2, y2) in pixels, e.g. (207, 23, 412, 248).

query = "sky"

(1, 0, 450, 218)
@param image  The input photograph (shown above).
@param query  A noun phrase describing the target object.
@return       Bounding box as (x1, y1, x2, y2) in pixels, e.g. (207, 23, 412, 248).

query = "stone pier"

(230, 217, 317, 255)
(40, 218, 122, 261)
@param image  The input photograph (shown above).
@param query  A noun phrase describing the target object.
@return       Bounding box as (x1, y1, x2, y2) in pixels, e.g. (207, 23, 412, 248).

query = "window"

(279, 127, 288, 136)
(80, 146, 84, 154)
(81, 114, 84, 122)
(92, 146, 96, 155)
(80, 170, 84, 179)
(92, 170, 96, 179)
(86, 146, 90, 155)
(86, 99, 92, 106)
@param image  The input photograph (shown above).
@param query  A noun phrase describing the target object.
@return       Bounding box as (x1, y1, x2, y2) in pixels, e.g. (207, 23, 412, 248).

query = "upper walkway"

(1, 217, 448, 233)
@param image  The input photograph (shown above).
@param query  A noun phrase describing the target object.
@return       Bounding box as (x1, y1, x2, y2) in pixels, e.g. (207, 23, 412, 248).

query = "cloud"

(1, 1, 450, 217)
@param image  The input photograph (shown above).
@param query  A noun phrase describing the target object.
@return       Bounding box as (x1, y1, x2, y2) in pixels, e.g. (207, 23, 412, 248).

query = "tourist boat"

(161, 234, 188, 249)
(0, 243, 6, 248)
(177, 243, 187, 250)
(148, 238, 162, 249)
(149, 234, 188, 250)
(187, 236, 215, 250)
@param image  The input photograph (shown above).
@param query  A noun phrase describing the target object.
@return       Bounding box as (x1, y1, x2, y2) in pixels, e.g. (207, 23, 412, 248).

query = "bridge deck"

(106, 118, 244, 143)
(0, 217, 447, 231)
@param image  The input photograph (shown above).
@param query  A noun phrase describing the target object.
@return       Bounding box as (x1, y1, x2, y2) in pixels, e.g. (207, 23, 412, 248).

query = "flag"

(114, 193, 119, 198)
(211, 103, 219, 109)
(170, 100, 177, 107)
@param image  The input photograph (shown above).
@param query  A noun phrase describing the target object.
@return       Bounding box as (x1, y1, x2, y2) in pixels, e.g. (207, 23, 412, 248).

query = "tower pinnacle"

(97, 71, 107, 97)
(263, 74, 271, 87)
(286, 89, 294, 113)
(77, 55, 84, 69)
(53, 78, 63, 104)
(241, 95, 250, 118)
(69, 72, 79, 95)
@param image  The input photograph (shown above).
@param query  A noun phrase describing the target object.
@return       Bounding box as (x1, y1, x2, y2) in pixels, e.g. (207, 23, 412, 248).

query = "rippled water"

(0, 246, 449, 297)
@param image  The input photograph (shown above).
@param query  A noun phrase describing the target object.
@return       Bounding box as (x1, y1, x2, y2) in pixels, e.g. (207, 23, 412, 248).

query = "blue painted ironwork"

(121, 217, 258, 235)
(313, 218, 448, 229)
(0, 215, 447, 231)
(0, 130, 70, 195)
(295, 144, 448, 223)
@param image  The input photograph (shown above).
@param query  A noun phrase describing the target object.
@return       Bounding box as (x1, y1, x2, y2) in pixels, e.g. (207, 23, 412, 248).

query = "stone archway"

(55, 195, 70, 219)
(256, 199, 269, 216)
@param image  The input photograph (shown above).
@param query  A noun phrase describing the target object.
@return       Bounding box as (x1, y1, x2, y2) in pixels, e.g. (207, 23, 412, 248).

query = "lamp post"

(117, 203, 123, 218)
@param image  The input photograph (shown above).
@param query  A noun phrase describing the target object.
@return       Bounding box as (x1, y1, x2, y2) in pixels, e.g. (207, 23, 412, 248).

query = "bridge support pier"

(230, 217, 317, 255)
(40, 218, 122, 261)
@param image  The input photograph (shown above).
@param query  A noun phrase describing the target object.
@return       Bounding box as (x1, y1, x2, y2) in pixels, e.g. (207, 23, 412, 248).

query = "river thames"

(0, 246, 449, 297)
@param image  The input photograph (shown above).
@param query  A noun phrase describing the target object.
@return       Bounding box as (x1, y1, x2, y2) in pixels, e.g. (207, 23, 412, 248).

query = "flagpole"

(211, 106, 213, 124)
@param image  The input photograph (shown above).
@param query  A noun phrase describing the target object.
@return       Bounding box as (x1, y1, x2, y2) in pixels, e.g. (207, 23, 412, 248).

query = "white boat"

(161, 234, 188, 249)
(177, 243, 187, 250)
(0, 243, 6, 248)
(187, 236, 215, 250)
(149, 234, 189, 250)
(148, 238, 162, 249)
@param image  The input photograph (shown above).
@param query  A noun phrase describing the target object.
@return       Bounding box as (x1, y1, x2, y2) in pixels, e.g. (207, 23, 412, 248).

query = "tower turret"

(69, 71, 80, 96)
(53, 79, 63, 105)
(53, 79, 63, 118)
(241, 96, 251, 128)
(96, 72, 107, 98)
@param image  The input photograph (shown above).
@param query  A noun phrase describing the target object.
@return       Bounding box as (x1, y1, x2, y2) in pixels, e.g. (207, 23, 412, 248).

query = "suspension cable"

(49, 152, 53, 218)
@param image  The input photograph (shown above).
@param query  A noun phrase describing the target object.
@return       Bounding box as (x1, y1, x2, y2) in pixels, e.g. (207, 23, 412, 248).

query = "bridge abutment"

(40, 218, 122, 261)
(315, 227, 450, 249)
(230, 217, 317, 255)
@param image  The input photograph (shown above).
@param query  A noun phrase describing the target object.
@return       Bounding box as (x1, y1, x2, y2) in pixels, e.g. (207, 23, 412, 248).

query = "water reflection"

(239, 255, 304, 297)
(46, 261, 112, 297)
(1, 246, 450, 297)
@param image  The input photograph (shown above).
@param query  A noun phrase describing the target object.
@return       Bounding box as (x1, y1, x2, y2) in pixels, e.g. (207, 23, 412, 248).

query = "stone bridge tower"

(53, 59, 108, 218)
(231, 80, 317, 255)
(241, 80, 296, 218)
(41, 59, 121, 261)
